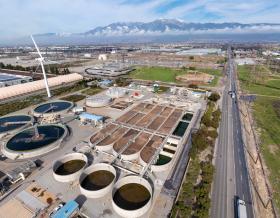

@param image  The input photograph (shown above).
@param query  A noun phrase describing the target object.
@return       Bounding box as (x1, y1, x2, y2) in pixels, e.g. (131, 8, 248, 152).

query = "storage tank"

(79, 163, 116, 198)
(53, 153, 88, 183)
(112, 175, 153, 218)
(85, 95, 112, 108)
(106, 87, 127, 98)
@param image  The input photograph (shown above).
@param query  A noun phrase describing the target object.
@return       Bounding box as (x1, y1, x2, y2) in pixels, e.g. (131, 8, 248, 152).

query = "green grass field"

(81, 87, 103, 95)
(253, 97, 280, 210)
(129, 66, 185, 83)
(238, 65, 280, 96)
(129, 66, 222, 86)
(238, 65, 280, 211)
(60, 94, 86, 102)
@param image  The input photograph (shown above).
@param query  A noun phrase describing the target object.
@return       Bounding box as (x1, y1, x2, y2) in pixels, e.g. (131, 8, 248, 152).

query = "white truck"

(235, 196, 247, 218)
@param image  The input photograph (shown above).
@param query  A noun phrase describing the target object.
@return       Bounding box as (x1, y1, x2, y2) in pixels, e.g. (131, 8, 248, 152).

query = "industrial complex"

(1, 36, 275, 218)
(0, 71, 205, 217)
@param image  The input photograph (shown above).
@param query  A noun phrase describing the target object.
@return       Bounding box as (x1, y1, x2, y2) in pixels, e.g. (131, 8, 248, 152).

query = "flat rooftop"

(0, 73, 25, 82)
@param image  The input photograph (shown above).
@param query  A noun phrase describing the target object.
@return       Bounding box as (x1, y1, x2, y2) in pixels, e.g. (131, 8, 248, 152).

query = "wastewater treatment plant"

(0, 84, 206, 218)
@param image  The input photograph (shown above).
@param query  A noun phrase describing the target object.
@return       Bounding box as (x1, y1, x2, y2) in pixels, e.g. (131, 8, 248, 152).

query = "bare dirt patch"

(176, 71, 214, 85)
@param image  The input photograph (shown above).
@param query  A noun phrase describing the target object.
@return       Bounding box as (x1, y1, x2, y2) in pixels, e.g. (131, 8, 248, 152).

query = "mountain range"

(81, 19, 280, 36)
(3, 19, 280, 45)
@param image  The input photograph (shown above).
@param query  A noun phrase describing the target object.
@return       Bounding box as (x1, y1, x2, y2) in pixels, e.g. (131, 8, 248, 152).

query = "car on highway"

(228, 90, 236, 100)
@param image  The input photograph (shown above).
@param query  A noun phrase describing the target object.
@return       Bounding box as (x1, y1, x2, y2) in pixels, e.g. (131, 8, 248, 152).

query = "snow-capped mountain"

(83, 19, 280, 36)
(11, 19, 279, 46)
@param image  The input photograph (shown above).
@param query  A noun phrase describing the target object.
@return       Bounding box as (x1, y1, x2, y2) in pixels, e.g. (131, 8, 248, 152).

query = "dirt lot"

(176, 71, 214, 85)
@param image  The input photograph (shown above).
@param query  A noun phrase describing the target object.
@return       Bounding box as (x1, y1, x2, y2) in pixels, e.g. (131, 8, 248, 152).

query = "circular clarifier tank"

(2, 124, 67, 160)
(0, 115, 33, 136)
(85, 95, 112, 108)
(53, 153, 88, 183)
(33, 100, 73, 117)
(112, 176, 153, 218)
(79, 163, 116, 198)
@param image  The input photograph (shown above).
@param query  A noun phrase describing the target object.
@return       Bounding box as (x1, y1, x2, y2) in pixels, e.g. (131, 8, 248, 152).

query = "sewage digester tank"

(106, 87, 127, 98)
(79, 163, 116, 198)
(2, 124, 67, 160)
(53, 153, 88, 183)
(112, 175, 153, 218)
(85, 95, 112, 108)
(33, 100, 73, 117)
(0, 115, 33, 138)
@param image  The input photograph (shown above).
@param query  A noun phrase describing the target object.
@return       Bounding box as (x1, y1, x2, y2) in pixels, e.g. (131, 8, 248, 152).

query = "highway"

(211, 47, 254, 218)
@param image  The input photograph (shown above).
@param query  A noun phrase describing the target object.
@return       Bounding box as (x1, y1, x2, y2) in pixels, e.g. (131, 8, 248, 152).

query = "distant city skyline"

(0, 0, 280, 41)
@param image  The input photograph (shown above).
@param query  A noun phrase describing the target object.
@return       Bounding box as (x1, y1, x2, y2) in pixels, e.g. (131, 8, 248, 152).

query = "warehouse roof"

(79, 112, 104, 121)
(0, 73, 83, 101)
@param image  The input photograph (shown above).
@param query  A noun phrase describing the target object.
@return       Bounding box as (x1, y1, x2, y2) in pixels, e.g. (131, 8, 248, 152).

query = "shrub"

(46, 197, 53, 205)
(213, 108, 221, 120)
(208, 92, 220, 102)
(189, 83, 198, 89)
(189, 66, 196, 70)
(207, 129, 218, 139)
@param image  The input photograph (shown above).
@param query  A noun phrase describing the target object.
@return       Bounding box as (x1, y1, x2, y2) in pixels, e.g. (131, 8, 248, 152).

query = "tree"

(212, 108, 221, 120)
(208, 92, 220, 102)
(189, 66, 196, 70)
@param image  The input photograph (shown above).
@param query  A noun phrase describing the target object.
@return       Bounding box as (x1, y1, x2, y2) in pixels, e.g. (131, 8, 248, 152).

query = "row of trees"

(171, 93, 221, 218)
(0, 62, 36, 72)
(0, 62, 70, 75)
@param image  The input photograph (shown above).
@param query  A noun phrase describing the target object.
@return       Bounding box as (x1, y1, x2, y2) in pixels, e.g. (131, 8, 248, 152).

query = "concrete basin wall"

(32, 100, 74, 118)
(0, 115, 34, 139)
(2, 124, 68, 160)
(151, 156, 174, 172)
(95, 142, 114, 152)
(53, 152, 88, 183)
(112, 175, 153, 218)
(79, 163, 116, 198)
(120, 151, 140, 161)
(85, 96, 112, 108)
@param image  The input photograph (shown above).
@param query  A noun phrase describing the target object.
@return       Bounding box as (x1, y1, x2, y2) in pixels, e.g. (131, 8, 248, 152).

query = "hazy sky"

(0, 0, 279, 40)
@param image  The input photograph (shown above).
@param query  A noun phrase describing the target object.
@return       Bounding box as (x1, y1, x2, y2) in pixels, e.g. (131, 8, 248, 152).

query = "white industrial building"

(98, 54, 107, 61)
(0, 73, 83, 101)
(0, 72, 32, 88)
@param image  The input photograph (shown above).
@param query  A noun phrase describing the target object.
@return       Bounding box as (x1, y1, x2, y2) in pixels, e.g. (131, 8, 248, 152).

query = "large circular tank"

(53, 153, 88, 183)
(85, 95, 112, 108)
(2, 124, 67, 160)
(106, 87, 127, 98)
(33, 100, 73, 117)
(0, 115, 33, 138)
(79, 163, 116, 198)
(112, 176, 153, 218)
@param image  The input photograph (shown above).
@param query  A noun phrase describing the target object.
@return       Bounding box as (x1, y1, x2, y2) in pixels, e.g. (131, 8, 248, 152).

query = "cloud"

(0, 0, 279, 41)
